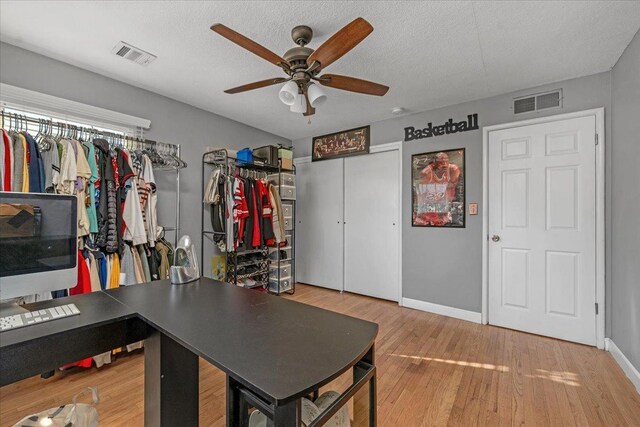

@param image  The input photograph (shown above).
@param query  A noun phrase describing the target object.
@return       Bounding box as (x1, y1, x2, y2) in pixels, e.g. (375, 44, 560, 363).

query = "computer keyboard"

(0, 303, 80, 331)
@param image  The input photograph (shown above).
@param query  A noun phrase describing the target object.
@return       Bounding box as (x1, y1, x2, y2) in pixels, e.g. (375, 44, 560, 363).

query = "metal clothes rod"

(0, 110, 186, 169)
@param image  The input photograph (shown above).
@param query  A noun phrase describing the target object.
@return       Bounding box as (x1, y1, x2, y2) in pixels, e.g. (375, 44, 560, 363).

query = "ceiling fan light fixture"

(290, 94, 307, 113)
(213, 18, 388, 118)
(307, 83, 327, 108)
(279, 81, 298, 106)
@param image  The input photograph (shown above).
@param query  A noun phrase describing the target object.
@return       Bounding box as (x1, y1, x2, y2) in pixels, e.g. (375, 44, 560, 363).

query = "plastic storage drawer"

(285, 232, 293, 246)
(269, 246, 292, 261)
(283, 216, 294, 231)
(269, 261, 291, 279)
(280, 185, 296, 200)
(268, 173, 296, 187)
(282, 202, 293, 218)
(268, 277, 292, 293)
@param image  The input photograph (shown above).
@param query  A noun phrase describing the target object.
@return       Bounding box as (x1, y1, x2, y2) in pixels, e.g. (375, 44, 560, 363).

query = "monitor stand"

(0, 300, 31, 317)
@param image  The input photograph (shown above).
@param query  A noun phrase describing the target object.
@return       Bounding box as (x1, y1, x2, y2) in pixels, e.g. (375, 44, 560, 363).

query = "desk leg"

(353, 345, 376, 427)
(268, 399, 301, 427)
(145, 331, 199, 427)
(226, 376, 249, 427)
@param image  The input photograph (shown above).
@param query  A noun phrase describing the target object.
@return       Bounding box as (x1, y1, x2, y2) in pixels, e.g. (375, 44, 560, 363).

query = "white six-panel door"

(488, 115, 597, 345)
(295, 159, 344, 291)
(344, 150, 400, 301)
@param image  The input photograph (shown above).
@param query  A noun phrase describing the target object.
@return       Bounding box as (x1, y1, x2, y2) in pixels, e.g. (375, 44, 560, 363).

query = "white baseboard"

(401, 298, 482, 324)
(605, 338, 640, 394)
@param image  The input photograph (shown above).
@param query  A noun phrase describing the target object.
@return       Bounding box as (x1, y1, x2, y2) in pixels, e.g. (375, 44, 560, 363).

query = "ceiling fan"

(210, 17, 389, 117)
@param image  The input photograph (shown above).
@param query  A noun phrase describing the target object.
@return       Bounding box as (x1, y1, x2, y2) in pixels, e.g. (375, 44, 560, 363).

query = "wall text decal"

(404, 114, 479, 141)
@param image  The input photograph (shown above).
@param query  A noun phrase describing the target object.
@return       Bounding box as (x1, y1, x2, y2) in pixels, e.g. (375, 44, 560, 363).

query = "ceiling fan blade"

(211, 23, 288, 67)
(318, 74, 389, 96)
(306, 17, 373, 70)
(224, 78, 288, 94)
(303, 88, 316, 116)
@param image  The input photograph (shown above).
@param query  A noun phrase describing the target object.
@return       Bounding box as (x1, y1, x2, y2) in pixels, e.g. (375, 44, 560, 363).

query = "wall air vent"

(513, 89, 562, 115)
(111, 41, 157, 66)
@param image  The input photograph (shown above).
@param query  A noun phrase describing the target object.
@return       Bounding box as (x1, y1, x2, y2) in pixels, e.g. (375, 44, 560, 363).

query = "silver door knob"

(491, 235, 501, 242)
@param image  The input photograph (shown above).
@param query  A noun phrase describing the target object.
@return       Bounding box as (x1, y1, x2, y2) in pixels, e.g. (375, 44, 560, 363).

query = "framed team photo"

(312, 125, 370, 161)
(411, 148, 465, 227)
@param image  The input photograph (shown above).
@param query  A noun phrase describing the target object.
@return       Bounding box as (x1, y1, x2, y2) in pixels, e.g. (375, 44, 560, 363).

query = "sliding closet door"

(344, 150, 400, 301)
(295, 159, 344, 291)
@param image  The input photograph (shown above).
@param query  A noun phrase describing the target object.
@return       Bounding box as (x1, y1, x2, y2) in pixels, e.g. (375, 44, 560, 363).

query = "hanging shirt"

(0, 131, 4, 191)
(37, 141, 45, 193)
(109, 253, 120, 289)
(65, 250, 93, 369)
(14, 133, 29, 192)
(70, 251, 92, 296)
(10, 132, 24, 192)
(257, 179, 275, 246)
(94, 251, 107, 290)
(115, 149, 135, 255)
(132, 152, 150, 238)
(86, 251, 102, 292)
(1, 130, 12, 191)
(137, 245, 151, 282)
(123, 171, 147, 245)
(203, 169, 221, 204)
(75, 140, 92, 237)
(24, 133, 42, 193)
(57, 139, 77, 195)
(233, 178, 249, 248)
(84, 141, 99, 233)
(155, 241, 171, 280)
(93, 139, 118, 253)
(226, 176, 235, 251)
(142, 155, 157, 247)
(131, 244, 146, 284)
(120, 245, 137, 285)
(41, 136, 59, 193)
(105, 253, 112, 289)
(250, 180, 261, 248)
(148, 247, 160, 281)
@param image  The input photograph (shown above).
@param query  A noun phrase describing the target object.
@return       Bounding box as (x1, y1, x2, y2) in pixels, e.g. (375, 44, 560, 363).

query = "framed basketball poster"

(411, 148, 465, 227)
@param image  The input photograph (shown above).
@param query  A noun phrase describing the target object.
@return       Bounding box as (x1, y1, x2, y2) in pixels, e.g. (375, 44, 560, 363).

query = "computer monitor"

(0, 192, 77, 300)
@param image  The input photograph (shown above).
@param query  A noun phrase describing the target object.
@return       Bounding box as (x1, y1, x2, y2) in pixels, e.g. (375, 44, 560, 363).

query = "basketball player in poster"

(413, 151, 461, 226)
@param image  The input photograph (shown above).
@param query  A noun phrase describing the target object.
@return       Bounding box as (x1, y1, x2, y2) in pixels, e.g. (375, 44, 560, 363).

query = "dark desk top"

(0, 291, 136, 349)
(107, 278, 378, 404)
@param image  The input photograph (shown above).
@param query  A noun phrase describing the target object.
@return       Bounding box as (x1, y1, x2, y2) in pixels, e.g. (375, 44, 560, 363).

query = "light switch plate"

(469, 203, 478, 215)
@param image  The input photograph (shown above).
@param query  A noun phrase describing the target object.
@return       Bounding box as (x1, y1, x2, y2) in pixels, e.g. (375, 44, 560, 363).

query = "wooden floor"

(1, 284, 639, 426)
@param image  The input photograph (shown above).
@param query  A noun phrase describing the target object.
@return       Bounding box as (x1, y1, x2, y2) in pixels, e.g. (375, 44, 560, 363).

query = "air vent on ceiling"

(513, 89, 562, 115)
(111, 41, 156, 66)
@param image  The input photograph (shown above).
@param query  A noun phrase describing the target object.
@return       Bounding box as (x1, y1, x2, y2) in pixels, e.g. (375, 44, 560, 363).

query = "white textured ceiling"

(1, 1, 639, 140)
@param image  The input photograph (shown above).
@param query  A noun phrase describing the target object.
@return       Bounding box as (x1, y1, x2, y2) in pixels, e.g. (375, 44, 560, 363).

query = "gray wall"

(293, 72, 612, 314)
(0, 42, 289, 262)
(611, 30, 640, 371)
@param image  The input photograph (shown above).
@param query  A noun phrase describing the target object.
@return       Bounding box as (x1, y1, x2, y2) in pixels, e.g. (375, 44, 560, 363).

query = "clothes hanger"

(35, 119, 51, 151)
(54, 122, 63, 142)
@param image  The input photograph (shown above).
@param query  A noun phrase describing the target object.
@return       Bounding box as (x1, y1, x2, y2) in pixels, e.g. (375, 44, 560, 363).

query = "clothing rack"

(201, 148, 296, 294)
(1, 110, 185, 248)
